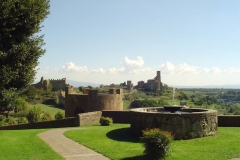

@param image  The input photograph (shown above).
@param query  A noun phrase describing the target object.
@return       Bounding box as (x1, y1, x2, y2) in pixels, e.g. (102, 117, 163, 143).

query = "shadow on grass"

(120, 155, 148, 160)
(106, 127, 140, 143)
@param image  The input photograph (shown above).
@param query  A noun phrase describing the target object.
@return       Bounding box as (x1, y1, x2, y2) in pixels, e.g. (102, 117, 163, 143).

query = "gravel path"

(38, 128, 110, 160)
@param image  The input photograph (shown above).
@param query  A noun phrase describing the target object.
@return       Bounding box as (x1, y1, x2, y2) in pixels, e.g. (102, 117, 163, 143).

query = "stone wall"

(0, 117, 77, 130)
(102, 110, 131, 123)
(0, 111, 102, 130)
(76, 111, 102, 126)
(218, 115, 240, 127)
(65, 86, 123, 117)
(33, 77, 66, 91)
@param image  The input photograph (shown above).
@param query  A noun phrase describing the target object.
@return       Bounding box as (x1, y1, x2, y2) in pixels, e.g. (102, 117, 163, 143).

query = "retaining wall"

(0, 111, 102, 130)
(218, 115, 240, 127)
(103, 111, 240, 127)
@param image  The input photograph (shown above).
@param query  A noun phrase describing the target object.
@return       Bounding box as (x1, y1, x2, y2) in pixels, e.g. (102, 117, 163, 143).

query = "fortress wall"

(137, 81, 145, 88)
(65, 94, 88, 117)
(50, 78, 66, 91)
(97, 94, 123, 110)
(87, 90, 99, 112)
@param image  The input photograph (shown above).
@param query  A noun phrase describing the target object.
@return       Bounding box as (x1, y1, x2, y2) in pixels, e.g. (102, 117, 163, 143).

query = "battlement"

(65, 86, 123, 117)
(33, 77, 66, 91)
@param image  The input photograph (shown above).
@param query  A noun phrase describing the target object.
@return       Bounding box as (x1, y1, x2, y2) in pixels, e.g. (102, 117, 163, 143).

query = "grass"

(65, 124, 240, 160)
(28, 103, 64, 117)
(0, 129, 64, 160)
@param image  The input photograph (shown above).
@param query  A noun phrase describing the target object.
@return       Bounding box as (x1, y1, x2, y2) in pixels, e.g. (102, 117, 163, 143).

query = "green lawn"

(28, 104, 64, 116)
(65, 124, 240, 160)
(0, 129, 64, 160)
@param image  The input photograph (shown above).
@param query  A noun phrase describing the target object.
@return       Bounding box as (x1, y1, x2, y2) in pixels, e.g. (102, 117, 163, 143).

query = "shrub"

(14, 98, 28, 113)
(26, 106, 41, 123)
(4, 117, 17, 125)
(0, 115, 5, 121)
(140, 128, 173, 160)
(17, 117, 28, 124)
(41, 112, 54, 121)
(100, 116, 113, 126)
(55, 111, 65, 120)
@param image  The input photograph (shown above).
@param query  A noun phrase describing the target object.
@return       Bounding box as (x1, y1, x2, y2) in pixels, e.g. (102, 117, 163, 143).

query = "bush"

(14, 98, 28, 113)
(41, 112, 54, 121)
(26, 106, 41, 123)
(0, 115, 5, 121)
(4, 117, 17, 125)
(140, 128, 173, 160)
(100, 116, 113, 126)
(55, 111, 65, 120)
(17, 117, 28, 124)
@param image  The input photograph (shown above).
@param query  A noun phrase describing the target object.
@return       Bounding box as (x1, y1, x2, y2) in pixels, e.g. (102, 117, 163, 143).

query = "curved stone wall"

(130, 107, 218, 140)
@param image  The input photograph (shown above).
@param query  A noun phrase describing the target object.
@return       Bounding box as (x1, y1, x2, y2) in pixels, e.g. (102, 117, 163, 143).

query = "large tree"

(0, 0, 50, 115)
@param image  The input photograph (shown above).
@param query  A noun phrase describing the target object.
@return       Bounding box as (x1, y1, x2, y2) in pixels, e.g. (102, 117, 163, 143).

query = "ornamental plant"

(100, 116, 113, 126)
(140, 128, 173, 160)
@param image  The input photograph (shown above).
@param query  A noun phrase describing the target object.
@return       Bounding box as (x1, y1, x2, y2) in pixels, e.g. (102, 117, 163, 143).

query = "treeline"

(130, 99, 168, 108)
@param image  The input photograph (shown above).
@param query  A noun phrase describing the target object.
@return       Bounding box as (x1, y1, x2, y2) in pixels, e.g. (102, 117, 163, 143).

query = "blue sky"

(36, 0, 240, 86)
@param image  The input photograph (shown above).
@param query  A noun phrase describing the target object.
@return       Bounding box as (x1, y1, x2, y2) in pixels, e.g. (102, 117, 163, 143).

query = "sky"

(35, 0, 240, 87)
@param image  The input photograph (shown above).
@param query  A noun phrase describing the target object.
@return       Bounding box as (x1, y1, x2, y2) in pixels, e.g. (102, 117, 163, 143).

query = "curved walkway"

(38, 128, 110, 160)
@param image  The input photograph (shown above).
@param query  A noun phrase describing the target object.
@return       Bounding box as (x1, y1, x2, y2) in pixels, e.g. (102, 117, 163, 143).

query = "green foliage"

(4, 117, 17, 125)
(26, 106, 41, 123)
(17, 117, 28, 124)
(55, 111, 65, 120)
(41, 112, 53, 121)
(14, 97, 28, 113)
(54, 95, 59, 104)
(140, 128, 173, 160)
(130, 99, 168, 108)
(25, 85, 37, 100)
(100, 116, 113, 126)
(0, 0, 50, 113)
(47, 83, 53, 92)
(0, 115, 6, 121)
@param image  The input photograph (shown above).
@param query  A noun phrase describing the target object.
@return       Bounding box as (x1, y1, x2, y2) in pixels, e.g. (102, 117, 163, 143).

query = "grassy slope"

(65, 124, 240, 160)
(28, 104, 64, 116)
(0, 129, 64, 160)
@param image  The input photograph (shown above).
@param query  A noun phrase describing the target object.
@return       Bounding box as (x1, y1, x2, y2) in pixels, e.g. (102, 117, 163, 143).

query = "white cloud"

(159, 61, 175, 74)
(91, 68, 106, 74)
(224, 67, 240, 74)
(54, 67, 60, 71)
(124, 56, 144, 68)
(129, 68, 153, 74)
(107, 67, 125, 74)
(160, 62, 198, 74)
(175, 63, 198, 74)
(61, 62, 89, 73)
(41, 71, 48, 74)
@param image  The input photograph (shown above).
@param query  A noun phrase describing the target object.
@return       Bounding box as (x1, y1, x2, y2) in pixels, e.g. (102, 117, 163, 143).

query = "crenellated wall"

(33, 77, 66, 91)
(65, 86, 123, 117)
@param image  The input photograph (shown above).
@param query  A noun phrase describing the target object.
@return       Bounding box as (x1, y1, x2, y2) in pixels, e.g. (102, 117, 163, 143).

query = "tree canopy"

(0, 0, 50, 113)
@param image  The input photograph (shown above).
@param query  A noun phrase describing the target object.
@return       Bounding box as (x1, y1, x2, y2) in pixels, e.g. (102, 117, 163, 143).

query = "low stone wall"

(218, 115, 240, 127)
(102, 110, 131, 123)
(76, 111, 102, 126)
(0, 117, 77, 130)
(0, 111, 102, 130)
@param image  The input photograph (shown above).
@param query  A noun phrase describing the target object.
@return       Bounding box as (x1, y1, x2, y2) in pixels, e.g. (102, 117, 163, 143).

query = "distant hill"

(174, 84, 240, 89)
(66, 80, 100, 88)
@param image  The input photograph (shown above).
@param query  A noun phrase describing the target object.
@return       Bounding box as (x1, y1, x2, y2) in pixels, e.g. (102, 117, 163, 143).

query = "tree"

(0, 0, 50, 115)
